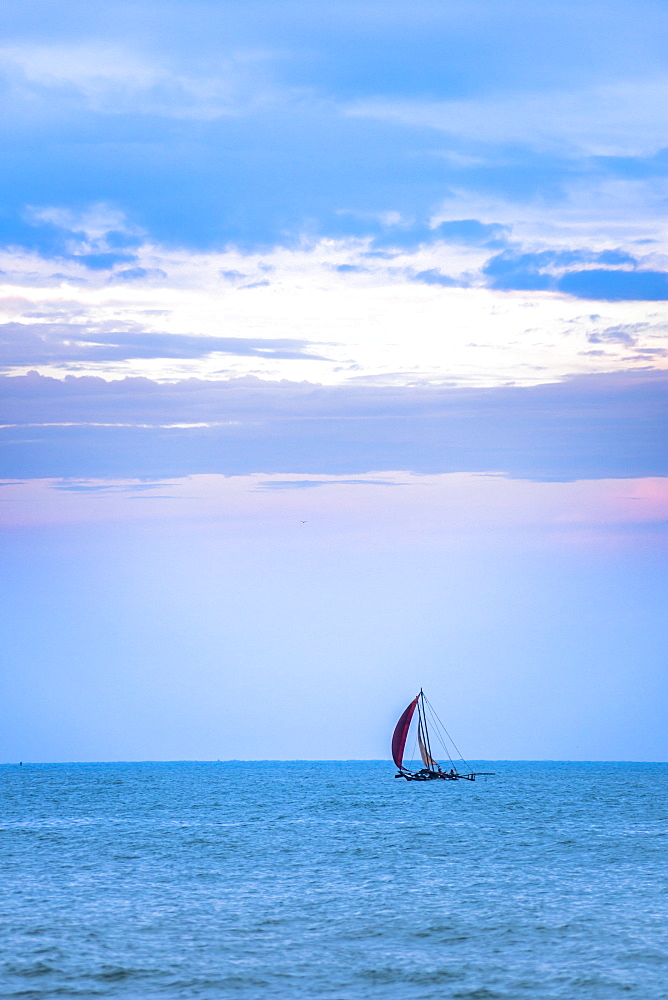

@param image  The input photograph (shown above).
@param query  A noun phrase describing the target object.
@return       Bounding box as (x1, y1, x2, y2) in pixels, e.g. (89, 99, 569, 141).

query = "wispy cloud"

(0, 322, 329, 366)
(344, 77, 668, 158)
(51, 479, 178, 493)
(256, 478, 405, 490)
(0, 43, 285, 119)
(26, 204, 141, 241)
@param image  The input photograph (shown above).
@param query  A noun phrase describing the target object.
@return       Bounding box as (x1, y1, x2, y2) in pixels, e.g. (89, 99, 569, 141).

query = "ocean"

(1, 761, 666, 999)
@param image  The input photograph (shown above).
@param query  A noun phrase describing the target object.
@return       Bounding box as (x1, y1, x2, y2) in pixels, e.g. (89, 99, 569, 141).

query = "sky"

(1, 0, 666, 763)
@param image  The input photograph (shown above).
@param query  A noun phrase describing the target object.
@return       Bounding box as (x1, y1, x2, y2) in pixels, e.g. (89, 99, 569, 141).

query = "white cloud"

(26, 203, 139, 240)
(430, 176, 668, 250)
(345, 76, 668, 157)
(0, 43, 283, 118)
(1, 233, 667, 387)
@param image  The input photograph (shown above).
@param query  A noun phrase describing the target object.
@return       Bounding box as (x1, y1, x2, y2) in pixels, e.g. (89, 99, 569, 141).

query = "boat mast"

(419, 688, 438, 770)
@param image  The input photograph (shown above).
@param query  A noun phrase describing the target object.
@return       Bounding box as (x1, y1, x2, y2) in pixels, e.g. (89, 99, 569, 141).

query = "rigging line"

(424, 695, 472, 773)
(408, 723, 419, 770)
(423, 695, 458, 751)
(434, 728, 456, 766)
(422, 700, 455, 766)
(423, 702, 460, 768)
(433, 716, 470, 772)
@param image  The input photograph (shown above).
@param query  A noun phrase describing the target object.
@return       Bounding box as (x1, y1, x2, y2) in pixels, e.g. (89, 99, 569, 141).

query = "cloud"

(0, 43, 282, 120)
(116, 267, 168, 281)
(1, 369, 665, 483)
(0, 323, 329, 366)
(344, 77, 668, 157)
(26, 204, 141, 241)
(256, 478, 403, 490)
(0, 1, 663, 259)
(1, 230, 666, 386)
(220, 269, 248, 281)
(10, 203, 147, 272)
(51, 480, 177, 493)
(587, 324, 645, 347)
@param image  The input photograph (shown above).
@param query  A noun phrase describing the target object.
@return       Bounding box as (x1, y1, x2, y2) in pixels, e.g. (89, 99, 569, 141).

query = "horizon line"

(3, 758, 667, 766)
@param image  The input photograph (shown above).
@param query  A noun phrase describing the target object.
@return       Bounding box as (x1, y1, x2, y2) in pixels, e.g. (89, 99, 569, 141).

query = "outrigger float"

(392, 689, 494, 782)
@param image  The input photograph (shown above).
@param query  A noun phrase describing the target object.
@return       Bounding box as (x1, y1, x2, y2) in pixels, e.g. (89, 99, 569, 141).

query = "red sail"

(391, 696, 419, 770)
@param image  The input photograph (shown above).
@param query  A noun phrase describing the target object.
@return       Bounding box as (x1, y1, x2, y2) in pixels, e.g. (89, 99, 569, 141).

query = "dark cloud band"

(0, 323, 328, 366)
(1, 369, 665, 483)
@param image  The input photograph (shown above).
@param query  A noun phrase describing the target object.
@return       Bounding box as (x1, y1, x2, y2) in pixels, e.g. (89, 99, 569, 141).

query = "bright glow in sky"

(2, 239, 667, 386)
(1, 0, 666, 763)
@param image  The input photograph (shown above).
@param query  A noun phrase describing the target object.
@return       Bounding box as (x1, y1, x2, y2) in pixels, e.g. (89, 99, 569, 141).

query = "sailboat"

(392, 689, 494, 781)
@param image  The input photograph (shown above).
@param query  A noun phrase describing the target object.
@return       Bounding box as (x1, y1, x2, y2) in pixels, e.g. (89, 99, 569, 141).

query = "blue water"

(1, 761, 667, 999)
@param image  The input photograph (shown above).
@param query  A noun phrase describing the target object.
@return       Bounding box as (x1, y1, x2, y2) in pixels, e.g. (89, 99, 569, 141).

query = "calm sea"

(1, 761, 667, 999)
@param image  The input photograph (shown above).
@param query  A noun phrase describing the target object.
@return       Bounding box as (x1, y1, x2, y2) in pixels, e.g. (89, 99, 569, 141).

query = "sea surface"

(1, 761, 667, 999)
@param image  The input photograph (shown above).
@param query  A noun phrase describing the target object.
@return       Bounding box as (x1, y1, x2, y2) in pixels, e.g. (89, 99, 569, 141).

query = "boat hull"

(395, 769, 486, 781)
(396, 769, 459, 781)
